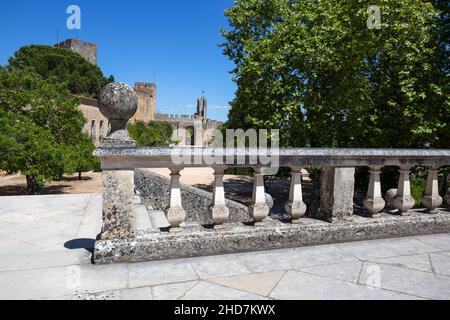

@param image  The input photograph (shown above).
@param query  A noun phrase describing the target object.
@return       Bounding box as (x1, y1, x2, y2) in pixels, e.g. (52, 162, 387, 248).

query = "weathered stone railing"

(95, 147, 450, 234)
(92, 83, 450, 264)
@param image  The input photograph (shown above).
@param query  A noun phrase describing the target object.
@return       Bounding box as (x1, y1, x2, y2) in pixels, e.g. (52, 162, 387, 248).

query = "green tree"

(128, 121, 175, 147)
(222, 0, 449, 149)
(62, 135, 99, 181)
(0, 111, 63, 194)
(7, 45, 114, 98)
(0, 67, 96, 193)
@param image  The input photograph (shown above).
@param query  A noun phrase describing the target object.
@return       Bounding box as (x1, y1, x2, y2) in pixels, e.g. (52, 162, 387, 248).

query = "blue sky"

(0, 0, 236, 121)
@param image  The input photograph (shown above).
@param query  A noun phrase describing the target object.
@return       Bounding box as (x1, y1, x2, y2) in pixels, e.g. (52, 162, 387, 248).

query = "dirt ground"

(0, 171, 103, 196)
(0, 169, 253, 197)
(0, 168, 290, 206)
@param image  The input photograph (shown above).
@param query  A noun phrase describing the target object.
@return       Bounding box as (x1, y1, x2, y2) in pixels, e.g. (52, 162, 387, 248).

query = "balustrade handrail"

(94, 147, 450, 170)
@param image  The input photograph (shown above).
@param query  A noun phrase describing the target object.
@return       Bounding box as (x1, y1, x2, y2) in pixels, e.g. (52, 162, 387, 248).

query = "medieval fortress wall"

(55, 39, 222, 147)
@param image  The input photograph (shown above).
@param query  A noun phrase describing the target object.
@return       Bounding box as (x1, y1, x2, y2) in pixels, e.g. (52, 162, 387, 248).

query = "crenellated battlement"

(155, 113, 222, 128)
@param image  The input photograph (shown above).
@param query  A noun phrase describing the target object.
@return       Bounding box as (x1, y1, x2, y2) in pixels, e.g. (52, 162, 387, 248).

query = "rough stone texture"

(385, 189, 398, 208)
(265, 193, 274, 210)
(422, 195, 443, 212)
(285, 201, 307, 223)
(94, 210, 450, 264)
(134, 169, 252, 225)
(98, 82, 138, 134)
(249, 203, 270, 224)
(209, 206, 229, 226)
(363, 198, 386, 216)
(318, 167, 355, 222)
(100, 130, 136, 148)
(55, 39, 97, 65)
(101, 170, 135, 240)
(447, 188, 450, 208)
(129, 83, 156, 124)
(94, 148, 450, 169)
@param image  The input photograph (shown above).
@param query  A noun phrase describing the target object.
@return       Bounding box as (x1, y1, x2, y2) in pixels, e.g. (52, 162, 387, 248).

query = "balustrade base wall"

(94, 209, 450, 264)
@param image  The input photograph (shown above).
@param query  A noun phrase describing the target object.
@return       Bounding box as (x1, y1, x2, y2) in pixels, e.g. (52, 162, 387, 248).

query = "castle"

(55, 39, 221, 147)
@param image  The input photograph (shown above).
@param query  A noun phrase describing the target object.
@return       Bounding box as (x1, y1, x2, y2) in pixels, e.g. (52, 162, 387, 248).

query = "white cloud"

(208, 104, 231, 110)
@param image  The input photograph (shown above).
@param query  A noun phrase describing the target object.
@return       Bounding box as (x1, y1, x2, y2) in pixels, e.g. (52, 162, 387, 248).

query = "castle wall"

(129, 82, 157, 124)
(79, 103, 109, 147)
(155, 113, 222, 147)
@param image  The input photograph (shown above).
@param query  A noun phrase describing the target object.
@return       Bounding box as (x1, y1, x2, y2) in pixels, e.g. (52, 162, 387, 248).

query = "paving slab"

(297, 261, 363, 283)
(414, 233, 450, 251)
(372, 236, 441, 255)
(368, 254, 434, 273)
(359, 262, 450, 300)
(208, 271, 285, 296)
(334, 240, 400, 260)
(429, 252, 450, 276)
(180, 281, 267, 300)
(0, 263, 128, 300)
(240, 245, 358, 273)
(128, 259, 198, 288)
(270, 270, 425, 300)
(189, 254, 253, 279)
(152, 281, 199, 300)
(0, 249, 91, 272)
(0, 194, 449, 300)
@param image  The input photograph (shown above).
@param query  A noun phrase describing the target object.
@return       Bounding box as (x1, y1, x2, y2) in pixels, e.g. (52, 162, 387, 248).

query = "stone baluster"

(97, 83, 138, 240)
(422, 167, 443, 213)
(167, 169, 186, 230)
(363, 166, 386, 216)
(447, 191, 450, 209)
(392, 166, 415, 214)
(250, 168, 270, 225)
(284, 167, 307, 223)
(209, 168, 230, 227)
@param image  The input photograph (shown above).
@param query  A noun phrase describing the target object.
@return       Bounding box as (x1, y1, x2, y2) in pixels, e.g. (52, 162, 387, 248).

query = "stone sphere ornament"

(385, 189, 398, 208)
(98, 82, 138, 134)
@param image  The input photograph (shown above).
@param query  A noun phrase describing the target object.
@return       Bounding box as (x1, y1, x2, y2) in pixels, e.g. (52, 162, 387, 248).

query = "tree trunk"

(79, 171, 82, 180)
(26, 175, 40, 195)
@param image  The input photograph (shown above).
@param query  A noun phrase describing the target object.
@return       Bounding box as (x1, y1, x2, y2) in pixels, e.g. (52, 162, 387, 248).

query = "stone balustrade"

(93, 83, 450, 264)
(94, 147, 450, 235)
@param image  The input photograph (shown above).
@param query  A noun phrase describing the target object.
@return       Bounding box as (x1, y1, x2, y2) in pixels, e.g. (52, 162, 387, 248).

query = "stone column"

(363, 166, 386, 217)
(319, 167, 355, 222)
(209, 168, 230, 227)
(97, 82, 138, 240)
(167, 169, 186, 229)
(422, 167, 443, 213)
(101, 170, 135, 240)
(249, 168, 270, 225)
(392, 166, 415, 214)
(284, 167, 307, 223)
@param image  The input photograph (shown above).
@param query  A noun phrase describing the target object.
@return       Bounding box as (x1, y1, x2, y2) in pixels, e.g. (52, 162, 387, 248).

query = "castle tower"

(129, 82, 157, 123)
(196, 96, 207, 124)
(55, 39, 97, 65)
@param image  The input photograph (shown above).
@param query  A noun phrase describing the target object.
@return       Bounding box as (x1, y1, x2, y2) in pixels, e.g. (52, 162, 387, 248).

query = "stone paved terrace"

(1, 194, 450, 300)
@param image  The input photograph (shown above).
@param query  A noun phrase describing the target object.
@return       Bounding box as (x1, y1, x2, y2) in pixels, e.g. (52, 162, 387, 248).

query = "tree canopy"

(222, 0, 449, 148)
(8, 45, 114, 98)
(128, 121, 175, 147)
(0, 67, 97, 194)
